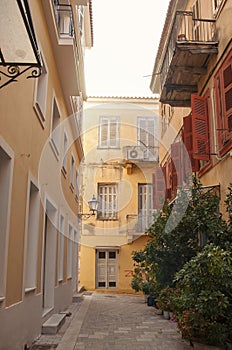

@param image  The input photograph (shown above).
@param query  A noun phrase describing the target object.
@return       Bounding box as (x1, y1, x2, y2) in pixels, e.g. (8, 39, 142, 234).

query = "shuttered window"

(214, 49, 232, 155)
(99, 117, 119, 148)
(191, 94, 210, 161)
(183, 114, 199, 173)
(137, 117, 158, 158)
(171, 142, 182, 192)
(98, 184, 117, 220)
(152, 167, 166, 209)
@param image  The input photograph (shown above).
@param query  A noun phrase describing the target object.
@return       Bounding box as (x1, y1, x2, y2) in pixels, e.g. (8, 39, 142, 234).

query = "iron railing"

(52, 1, 79, 59)
(126, 214, 154, 234)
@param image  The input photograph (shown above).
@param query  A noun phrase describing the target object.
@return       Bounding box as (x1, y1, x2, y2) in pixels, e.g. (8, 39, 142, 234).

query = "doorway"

(42, 200, 57, 313)
(96, 250, 118, 288)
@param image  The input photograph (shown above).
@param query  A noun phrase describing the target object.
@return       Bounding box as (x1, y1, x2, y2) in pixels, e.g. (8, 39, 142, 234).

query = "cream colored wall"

(0, 0, 82, 307)
(80, 236, 149, 293)
(80, 98, 158, 292)
(159, 105, 190, 163)
(79, 245, 96, 290)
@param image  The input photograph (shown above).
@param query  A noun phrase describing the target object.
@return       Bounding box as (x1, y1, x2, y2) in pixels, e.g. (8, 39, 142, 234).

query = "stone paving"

(32, 292, 192, 350)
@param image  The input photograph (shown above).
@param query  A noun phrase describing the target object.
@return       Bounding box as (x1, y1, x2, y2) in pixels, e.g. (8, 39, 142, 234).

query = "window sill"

(69, 183, 74, 193)
(49, 139, 60, 161)
(198, 161, 213, 178)
(97, 218, 118, 221)
(218, 140, 232, 158)
(33, 102, 45, 129)
(61, 166, 67, 178)
(97, 146, 121, 150)
(25, 287, 36, 294)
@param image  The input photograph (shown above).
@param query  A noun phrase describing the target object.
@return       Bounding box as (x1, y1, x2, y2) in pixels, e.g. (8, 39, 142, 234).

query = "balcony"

(41, 0, 84, 115)
(124, 146, 158, 163)
(126, 214, 153, 241)
(159, 11, 218, 107)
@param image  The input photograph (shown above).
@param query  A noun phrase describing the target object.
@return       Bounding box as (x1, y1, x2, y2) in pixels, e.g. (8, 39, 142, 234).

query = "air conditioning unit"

(127, 147, 144, 160)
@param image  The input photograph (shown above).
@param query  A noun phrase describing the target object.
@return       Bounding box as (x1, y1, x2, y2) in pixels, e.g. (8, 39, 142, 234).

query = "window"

(25, 181, 40, 291)
(98, 117, 120, 148)
(62, 131, 68, 172)
(34, 54, 48, 125)
(183, 114, 199, 173)
(138, 184, 153, 231)
(72, 94, 83, 133)
(137, 117, 158, 159)
(191, 94, 210, 161)
(75, 167, 80, 198)
(212, 0, 224, 14)
(214, 50, 232, 155)
(192, 0, 201, 40)
(58, 215, 64, 281)
(0, 139, 14, 300)
(70, 155, 75, 188)
(98, 184, 117, 220)
(152, 167, 166, 210)
(50, 97, 60, 157)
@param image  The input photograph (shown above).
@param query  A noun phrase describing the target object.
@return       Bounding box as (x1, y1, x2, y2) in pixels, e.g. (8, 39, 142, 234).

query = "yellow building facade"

(79, 97, 159, 293)
(150, 0, 232, 216)
(0, 1, 93, 349)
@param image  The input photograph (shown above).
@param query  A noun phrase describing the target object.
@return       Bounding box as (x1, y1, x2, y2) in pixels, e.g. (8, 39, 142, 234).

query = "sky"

(84, 0, 170, 98)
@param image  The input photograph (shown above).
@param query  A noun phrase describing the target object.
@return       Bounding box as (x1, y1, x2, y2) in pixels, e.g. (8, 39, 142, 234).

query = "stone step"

(42, 313, 66, 335)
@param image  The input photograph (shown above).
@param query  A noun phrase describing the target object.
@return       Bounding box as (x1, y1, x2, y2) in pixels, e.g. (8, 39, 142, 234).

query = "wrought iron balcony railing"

(126, 214, 154, 234)
(53, 2, 74, 37)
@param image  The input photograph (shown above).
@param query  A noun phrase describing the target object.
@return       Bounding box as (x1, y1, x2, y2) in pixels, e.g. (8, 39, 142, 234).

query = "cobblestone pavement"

(33, 292, 192, 350)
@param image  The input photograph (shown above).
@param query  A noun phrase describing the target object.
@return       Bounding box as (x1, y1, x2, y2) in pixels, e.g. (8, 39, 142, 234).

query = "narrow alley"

(33, 292, 192, 350)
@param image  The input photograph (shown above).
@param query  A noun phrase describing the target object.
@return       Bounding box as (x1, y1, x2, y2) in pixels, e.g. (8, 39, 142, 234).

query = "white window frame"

(58, 214, 65, 282)
(75, 167, 80, 198)
(24, 177, 40, 292)
(67, 224, 73, 278)
(98, 183, 118, 220)
(212, 0, 224, 15)
(0, 137, 14, 302)
(98, 116, 120, 148)
(138, 183, 153, 232)
(62, 130, 68, 173)
(33, 52, 48, 126)
(50, 94, 61, 158)
(137, 117, 158, 158)
(70, 154, 75, 189)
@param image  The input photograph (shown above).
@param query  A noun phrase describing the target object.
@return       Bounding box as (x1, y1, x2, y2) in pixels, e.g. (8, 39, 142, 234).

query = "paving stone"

(33, 292, 192, 350)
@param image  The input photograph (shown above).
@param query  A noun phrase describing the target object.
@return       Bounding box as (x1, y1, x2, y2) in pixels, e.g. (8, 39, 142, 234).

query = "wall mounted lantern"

(0, 0, 42, 89)
(78, 195, 99, 220)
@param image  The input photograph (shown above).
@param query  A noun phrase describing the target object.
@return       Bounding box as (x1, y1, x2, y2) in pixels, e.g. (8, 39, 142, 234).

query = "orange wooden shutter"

(222, 51, 232, 140)
(191, 94, 210, 160)
(183, 114, 199, 173)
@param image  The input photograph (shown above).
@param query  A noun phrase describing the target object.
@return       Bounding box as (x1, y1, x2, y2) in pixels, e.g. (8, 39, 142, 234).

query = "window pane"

(109, 251, 116, 259)
(99, 252, 106, 259)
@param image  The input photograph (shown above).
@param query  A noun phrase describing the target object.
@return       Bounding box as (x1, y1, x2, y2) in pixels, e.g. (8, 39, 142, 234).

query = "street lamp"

(0, 0, 42, 89)
(78, 195, 99, 220)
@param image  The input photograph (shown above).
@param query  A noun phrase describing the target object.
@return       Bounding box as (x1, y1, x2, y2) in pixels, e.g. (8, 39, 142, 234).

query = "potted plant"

(156, 286, 175, 319)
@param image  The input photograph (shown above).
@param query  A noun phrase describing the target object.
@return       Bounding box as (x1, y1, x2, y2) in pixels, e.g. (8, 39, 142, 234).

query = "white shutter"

(99, 117, 119, 148)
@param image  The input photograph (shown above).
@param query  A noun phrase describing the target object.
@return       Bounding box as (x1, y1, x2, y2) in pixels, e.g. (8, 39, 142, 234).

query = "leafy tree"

(132, 177, 227, 289)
